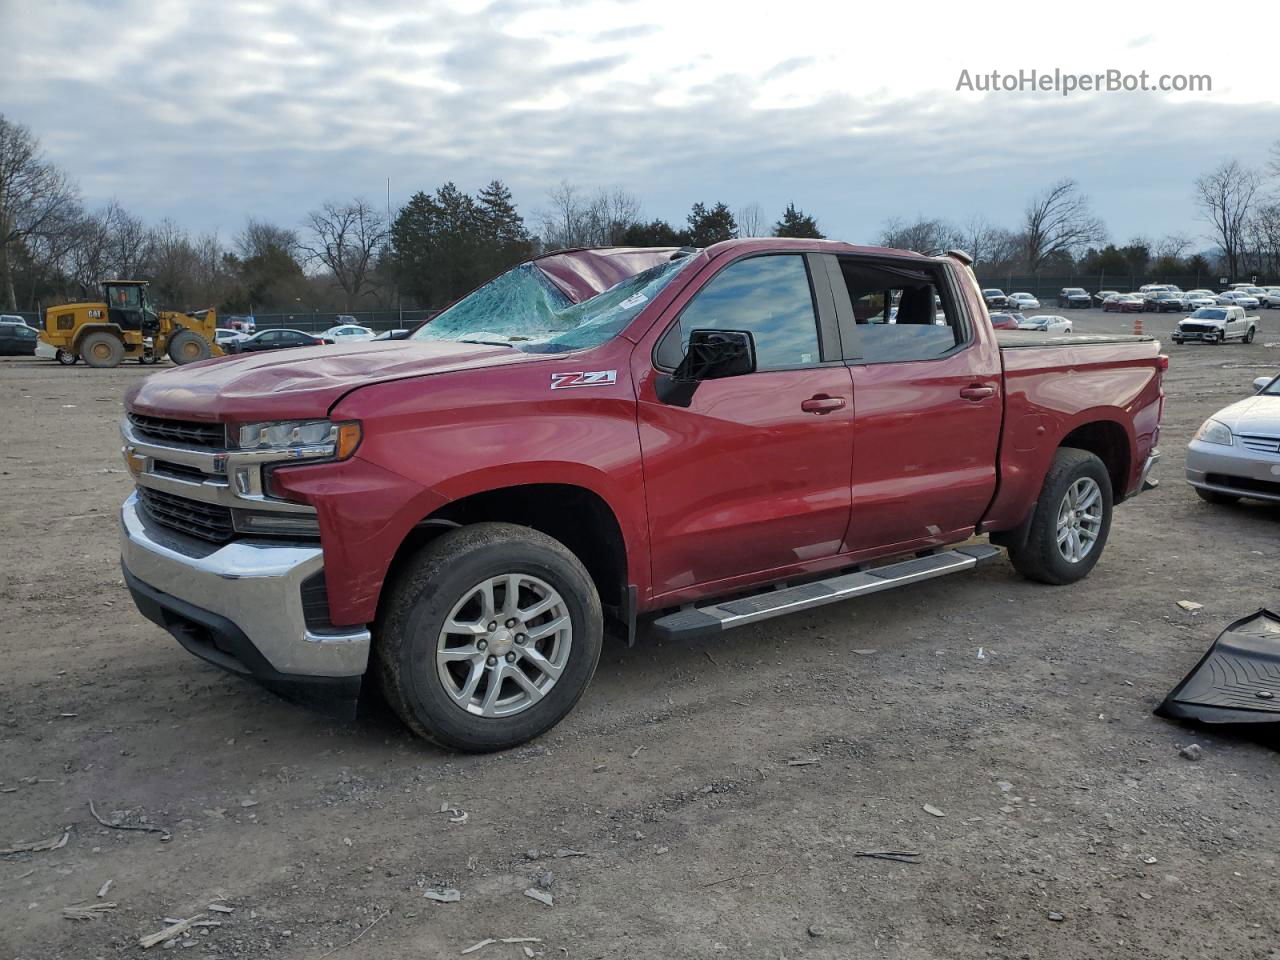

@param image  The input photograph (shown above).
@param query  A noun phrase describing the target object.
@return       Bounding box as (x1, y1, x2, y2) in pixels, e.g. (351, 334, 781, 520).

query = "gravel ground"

(2, 308, 1279, 960)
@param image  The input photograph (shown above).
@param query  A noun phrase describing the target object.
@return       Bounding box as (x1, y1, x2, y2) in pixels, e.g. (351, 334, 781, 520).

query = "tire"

(376, 522, 603, 752)
(1195, 487, 1240, 506)
(1245, 327, 1256, 343)
(167, 330, 211, 364)
(55, 348, 78, 366)
(1008, 448, 1113, 585)
(80, 332, 124, 368)
(139, 351, 158, 365)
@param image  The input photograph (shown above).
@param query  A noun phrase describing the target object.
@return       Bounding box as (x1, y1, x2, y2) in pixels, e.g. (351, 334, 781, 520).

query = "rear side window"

(658, 254, 821, 370)
(834, 258, 965, 364)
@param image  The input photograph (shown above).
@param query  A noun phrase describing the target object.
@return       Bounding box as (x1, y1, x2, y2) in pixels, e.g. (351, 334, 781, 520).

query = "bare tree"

(736, 202, 766, 238)
(237, 217, 300, 262)
(0, 114, 82, 308)
(1195, 159, 1260, 278)
(1153, 233, 1193, 261)
(1022, 179, 1107, 272)
(539, 182, 641, 248)
(301, 199, 388, 309)
(878, 216, 960, 255)
(593, 187, 641, 245)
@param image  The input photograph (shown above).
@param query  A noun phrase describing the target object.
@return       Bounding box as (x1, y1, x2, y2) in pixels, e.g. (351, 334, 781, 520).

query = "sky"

(2, 0, 1278, 249)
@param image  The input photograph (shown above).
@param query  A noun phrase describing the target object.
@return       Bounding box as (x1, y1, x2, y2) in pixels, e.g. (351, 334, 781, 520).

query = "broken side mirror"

(656, 329, 756, 407)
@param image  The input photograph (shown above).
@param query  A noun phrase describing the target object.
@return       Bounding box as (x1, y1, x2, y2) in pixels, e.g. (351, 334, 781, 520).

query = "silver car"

(1186, 374, 1280, 504)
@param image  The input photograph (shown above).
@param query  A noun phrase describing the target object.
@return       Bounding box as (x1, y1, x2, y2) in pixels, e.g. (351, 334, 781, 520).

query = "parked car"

(1009, 292, 1041, 309)
(1173, 306, 1258, 345)
(1017, 314, 1073, 334)
(1186, 373, 1280, 505)
(1139, 283, 1178, 293)
(118, 240, 1165, 751)
(1103, 294, 1145, 313)
(0, 321, 39, 356)
(982, 288, 1010, 308)
(1, 313, 29, 326)
(1058, 287, 1092, 309)
(323, 324, 377, 342)
(1263, 290, 1280, 309)
(1180, 292, 1218, 310)
(987, 311, 1021, 329)
(1217, 291, 1261, 309)
(1146, 291, 1187, 313)
(224, 329, 330, 354)
(225, 315, 257, 334)
(215, 328, 248, 347)
(373, 329, 413, 341)
(1093, 290, 1121, 305)
(1240, 286, 1270, 303)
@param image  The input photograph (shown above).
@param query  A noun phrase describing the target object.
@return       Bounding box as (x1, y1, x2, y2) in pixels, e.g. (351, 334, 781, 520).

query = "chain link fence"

(973, 274, 1277, 300)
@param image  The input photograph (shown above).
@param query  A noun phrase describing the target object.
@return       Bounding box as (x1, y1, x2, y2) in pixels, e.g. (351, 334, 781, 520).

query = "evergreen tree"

(619, 218, 684, 247)
(773, 203, 825, 239)
(685, 202, 737, 246)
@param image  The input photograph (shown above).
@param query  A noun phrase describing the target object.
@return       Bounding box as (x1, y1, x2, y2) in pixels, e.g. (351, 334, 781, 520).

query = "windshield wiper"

(457, 338, 519, 348)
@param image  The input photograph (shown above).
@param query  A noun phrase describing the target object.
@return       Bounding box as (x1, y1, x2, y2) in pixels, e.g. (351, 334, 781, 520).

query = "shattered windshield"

(412, 256, 694, 354)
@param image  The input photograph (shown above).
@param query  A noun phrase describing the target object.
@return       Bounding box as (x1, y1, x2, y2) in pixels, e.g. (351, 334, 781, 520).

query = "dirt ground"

(2, 309, 1279, 960)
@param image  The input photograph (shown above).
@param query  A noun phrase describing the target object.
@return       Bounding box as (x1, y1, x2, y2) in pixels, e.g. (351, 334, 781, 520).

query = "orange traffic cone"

(1134, 315, 1143, 336)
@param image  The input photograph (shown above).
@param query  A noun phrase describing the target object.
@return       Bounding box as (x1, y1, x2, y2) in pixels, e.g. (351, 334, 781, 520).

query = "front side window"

(836, 259, 964, 364)
(659, 255, 821, 370)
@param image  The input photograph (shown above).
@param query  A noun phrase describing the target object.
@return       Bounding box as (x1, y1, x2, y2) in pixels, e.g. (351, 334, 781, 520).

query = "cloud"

(4, 0, 1276, 247)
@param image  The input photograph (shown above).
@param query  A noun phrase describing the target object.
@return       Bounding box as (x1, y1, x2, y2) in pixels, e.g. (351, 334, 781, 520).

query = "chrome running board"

(650, 544, 1001, 641)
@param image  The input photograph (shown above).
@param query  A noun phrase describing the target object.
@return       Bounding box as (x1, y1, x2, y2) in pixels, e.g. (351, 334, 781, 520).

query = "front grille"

(1180, 324, 1216, 333)
(137, 486, 234, 542)
(1239, 435, 1280, 455)
(129, 413, 225, 448)
(152, 459, 210, 483)
(1205, 473, 1280, 497)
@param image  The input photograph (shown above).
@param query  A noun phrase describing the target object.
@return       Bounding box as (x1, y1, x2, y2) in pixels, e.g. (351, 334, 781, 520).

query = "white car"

(0, 314, 29, 326)
(215, 328, 248, 346)
(323, 324, 376, 342)
(1009, 292, 1041, 309)
(1264, 289, 1280, 309)
(1017, 314, 1073, 334)
(1182, 293, 1218, 309)
(1173, 305, 1258, 345)
(1186, 373, 1280, 505)
(1216, 291, 1261, 309)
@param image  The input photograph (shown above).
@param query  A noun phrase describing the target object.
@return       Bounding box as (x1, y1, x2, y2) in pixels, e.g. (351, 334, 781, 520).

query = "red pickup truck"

(121, 239, 1164, 750)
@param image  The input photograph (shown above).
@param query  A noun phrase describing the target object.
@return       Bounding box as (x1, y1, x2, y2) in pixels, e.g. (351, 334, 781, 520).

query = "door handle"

(959, 384, 996, 401)
(801, 395, 847, 414)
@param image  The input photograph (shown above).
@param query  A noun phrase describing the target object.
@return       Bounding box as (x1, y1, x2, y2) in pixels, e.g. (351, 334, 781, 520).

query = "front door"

(636, 253, 855, 598)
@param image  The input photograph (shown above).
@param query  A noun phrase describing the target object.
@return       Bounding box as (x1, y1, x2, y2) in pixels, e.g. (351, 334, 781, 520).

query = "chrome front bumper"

(121, 493, 370, 677)
(1186, 440, 1280, 503)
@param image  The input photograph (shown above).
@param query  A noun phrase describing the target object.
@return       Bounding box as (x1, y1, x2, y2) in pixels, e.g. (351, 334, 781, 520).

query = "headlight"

(235, 420, 362, 461)
(1194, 418, 1233, 446)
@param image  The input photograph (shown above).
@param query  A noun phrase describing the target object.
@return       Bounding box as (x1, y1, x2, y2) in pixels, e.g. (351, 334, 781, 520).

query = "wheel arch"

(383, 482, 633, 638)
(1059, 418, 1131, 498)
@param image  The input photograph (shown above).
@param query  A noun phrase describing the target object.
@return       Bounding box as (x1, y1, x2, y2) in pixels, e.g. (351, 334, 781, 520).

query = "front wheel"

(1008, 448, 1113, 585)
(55, 348, 78, 365)
(376, 522, 603, 752)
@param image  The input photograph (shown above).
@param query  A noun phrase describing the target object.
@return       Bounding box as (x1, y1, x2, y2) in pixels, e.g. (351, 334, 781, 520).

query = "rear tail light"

(1156, 354, 1170, 371)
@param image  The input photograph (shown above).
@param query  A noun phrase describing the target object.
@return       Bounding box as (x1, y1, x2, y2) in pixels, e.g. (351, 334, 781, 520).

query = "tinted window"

(663, 255, 820, 370)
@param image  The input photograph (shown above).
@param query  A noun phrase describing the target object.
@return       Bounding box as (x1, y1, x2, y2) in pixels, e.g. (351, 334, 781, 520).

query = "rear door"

(823, 254, 1004, 553)
(636, 252, 855, 597)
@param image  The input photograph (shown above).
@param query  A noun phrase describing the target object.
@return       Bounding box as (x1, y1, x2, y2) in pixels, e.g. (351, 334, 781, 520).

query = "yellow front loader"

(39, 280, 223, 367)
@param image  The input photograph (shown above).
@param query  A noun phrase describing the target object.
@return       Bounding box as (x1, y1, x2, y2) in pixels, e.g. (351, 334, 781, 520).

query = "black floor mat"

(1157, 609, 1280, 724)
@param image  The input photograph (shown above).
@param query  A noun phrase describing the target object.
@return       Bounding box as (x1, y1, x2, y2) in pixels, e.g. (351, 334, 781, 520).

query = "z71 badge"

(550, 370, 617, 389)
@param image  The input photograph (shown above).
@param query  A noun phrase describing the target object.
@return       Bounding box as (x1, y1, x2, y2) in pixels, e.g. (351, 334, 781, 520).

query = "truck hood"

(125, 339, 549, 422)
(1211, 395, 1280, 435)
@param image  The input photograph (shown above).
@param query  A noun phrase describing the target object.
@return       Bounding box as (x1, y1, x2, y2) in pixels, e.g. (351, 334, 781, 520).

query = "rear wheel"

(167, 330, 211, 364)
(1195, 487, 1240, 505)
(80, 332, 124, 368)
(377, 522, 603, 752)
(1245, 327, 1256, 343)
(1008, 448, 1113, 585)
